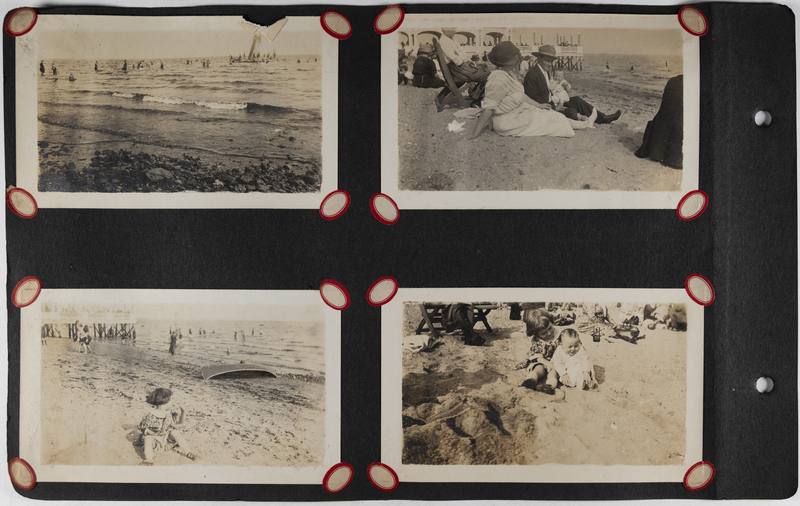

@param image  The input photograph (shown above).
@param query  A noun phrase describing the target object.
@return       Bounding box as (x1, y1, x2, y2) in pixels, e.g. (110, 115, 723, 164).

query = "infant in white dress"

(551, 329, 598, 390)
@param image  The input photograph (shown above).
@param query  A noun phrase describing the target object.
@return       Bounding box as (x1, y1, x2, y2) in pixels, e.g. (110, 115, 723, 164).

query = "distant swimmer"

(160, 62, 164, 70)
(234, 331, 238, 341)
(52, 64, 57, 76)
(69, 74, 75, 81)
(605, 62, 609, 69)
(94, 61, 98, 71)
(252, 328, 254, 336)
(122, 60, 127, 71)
(189, 328, 192, 335)
(40, 61, 45, 75)
(630, 65, 634, 72)
(226, 347, 231, 355)
(297, 59, 300, 63)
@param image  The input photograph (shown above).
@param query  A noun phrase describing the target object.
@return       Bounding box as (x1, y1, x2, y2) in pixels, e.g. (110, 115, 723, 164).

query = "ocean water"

(124, 318, 325, 378)
(578, 53, 684, 94)
(37, 56, 322, 162)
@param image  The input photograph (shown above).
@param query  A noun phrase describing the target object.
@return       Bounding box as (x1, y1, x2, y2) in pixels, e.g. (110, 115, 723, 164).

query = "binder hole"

(754, 110, 772, 127)
(756, 376, 774, 393)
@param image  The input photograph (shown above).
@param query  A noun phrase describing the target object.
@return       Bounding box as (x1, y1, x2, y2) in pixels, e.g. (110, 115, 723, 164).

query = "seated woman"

(412, 43, 446, 89)
(467, 41, 595, 139)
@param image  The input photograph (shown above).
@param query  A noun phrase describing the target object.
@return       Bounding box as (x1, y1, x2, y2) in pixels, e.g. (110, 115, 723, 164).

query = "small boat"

(201, 363, 276, 380)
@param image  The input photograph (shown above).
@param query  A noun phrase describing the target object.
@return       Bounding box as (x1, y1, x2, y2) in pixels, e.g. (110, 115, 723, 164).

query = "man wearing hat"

(524, 45, 621, 124)
(411, 43, 446, 89)
(435, 27, 490, 109)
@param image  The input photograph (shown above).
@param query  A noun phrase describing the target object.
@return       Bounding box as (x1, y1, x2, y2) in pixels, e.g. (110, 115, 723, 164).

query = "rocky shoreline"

(38, 142, 322, 193)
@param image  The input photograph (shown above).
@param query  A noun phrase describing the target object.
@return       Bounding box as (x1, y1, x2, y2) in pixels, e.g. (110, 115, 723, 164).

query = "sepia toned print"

(382, 13, 699, 209)
(16, 15, 338, 209)
(19, 290, 341, 484)
(382, 289, 703, 483)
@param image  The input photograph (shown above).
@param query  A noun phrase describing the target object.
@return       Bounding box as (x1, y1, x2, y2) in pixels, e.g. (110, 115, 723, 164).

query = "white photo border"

(19, 289, 341, 484)
(381, 287, 703, 482)
(381, 13, 700, 209)
(15, 15, 338, 209)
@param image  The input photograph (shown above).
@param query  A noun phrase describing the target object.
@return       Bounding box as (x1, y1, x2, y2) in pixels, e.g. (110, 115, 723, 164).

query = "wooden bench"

(415, 302, 500, 339)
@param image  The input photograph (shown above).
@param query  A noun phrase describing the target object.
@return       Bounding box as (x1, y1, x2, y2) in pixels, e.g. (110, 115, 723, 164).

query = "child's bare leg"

(170, 430, 193, 455)
(546, 369, 558, 388)
(526, 364, 546, 382)
(143, 435, 154, 462)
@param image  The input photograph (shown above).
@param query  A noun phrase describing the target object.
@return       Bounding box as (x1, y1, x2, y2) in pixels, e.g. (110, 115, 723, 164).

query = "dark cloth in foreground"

(635, 75, 683, 169)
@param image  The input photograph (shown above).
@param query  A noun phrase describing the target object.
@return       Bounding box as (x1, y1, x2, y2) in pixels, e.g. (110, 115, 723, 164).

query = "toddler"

(551, 329, 597, 390)
(78, 324, 92, 354)
(549, 70, 572, 109)
(520, 311, 560, 395)
(137, 387, 195, 465)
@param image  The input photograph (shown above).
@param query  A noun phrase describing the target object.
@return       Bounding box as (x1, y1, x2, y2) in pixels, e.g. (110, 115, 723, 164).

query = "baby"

(549, 70, 572, 109)
(551, 329, 597, 390)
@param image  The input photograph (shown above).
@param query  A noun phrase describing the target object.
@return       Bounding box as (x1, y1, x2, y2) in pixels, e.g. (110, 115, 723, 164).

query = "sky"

(408, 27, 683, 55)
(37, 16, 322, 59)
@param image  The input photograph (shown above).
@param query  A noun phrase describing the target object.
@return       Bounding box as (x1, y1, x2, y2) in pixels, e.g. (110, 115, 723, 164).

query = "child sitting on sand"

(519, 310, 560, 395)
(136, 387, 196, 465)
(551, 328, 598, 390)
(549, 70, 572, 109)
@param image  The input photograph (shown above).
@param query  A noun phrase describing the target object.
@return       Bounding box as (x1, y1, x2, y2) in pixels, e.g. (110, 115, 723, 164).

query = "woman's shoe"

(186, 453, 196, 461)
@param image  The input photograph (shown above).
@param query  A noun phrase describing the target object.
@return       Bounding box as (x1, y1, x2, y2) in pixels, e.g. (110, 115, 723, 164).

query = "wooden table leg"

(419, 303, 439, 339)
(475, 308, 494, 333)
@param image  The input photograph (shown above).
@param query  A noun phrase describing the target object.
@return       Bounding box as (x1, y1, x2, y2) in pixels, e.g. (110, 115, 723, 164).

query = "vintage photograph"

(382, 14, 699, 209)
(382, 289, 703, 483)
(19, 290, 340, 484)
(16, 15, 338, 208)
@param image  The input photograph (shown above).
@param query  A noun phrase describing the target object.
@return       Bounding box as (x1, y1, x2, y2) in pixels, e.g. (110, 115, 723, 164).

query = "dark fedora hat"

(532, 44, 557, 60)
(488, 40, 521, 66)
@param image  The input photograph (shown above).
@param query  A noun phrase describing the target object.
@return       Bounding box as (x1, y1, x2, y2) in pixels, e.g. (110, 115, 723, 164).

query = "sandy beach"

(40, 337, 325, 467)
(400, 304, 687, 466)
(397, 72, 683, 192)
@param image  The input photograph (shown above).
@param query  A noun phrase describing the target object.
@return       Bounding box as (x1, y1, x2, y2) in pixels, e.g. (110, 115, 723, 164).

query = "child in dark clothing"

(412, 43, 446, 89)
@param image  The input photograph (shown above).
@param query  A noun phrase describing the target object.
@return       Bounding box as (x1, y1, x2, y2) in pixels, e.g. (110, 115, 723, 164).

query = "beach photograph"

(382, 14, 699, 209)
(15, 15, 338, 207)
(19, 290, 340, 484)
(382, 290, 703, 483)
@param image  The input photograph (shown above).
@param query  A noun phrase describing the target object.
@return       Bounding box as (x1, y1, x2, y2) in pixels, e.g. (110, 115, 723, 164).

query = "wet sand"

(397, 73, 682, 192)
(40, 337, 325, 467)
(401, 305, 687, 466)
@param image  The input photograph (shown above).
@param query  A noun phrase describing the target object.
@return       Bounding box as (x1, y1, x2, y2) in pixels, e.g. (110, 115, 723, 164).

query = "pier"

(41, 304, 137, 341)
(398, 28, 583, 71)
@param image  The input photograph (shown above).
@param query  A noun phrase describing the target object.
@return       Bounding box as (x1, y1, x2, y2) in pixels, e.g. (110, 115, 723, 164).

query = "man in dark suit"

(523, 45, 621, 124)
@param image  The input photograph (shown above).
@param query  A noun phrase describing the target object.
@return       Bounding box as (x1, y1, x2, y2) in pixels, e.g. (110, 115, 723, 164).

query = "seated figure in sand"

(523, 45, 621, 125)
(467, 42, 595, 140)
(434, 28, 491, 110)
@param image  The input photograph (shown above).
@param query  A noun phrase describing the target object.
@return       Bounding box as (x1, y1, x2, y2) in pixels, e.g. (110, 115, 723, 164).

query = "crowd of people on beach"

(39, 320, 139, 350)
(398, 29, 622, 140)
